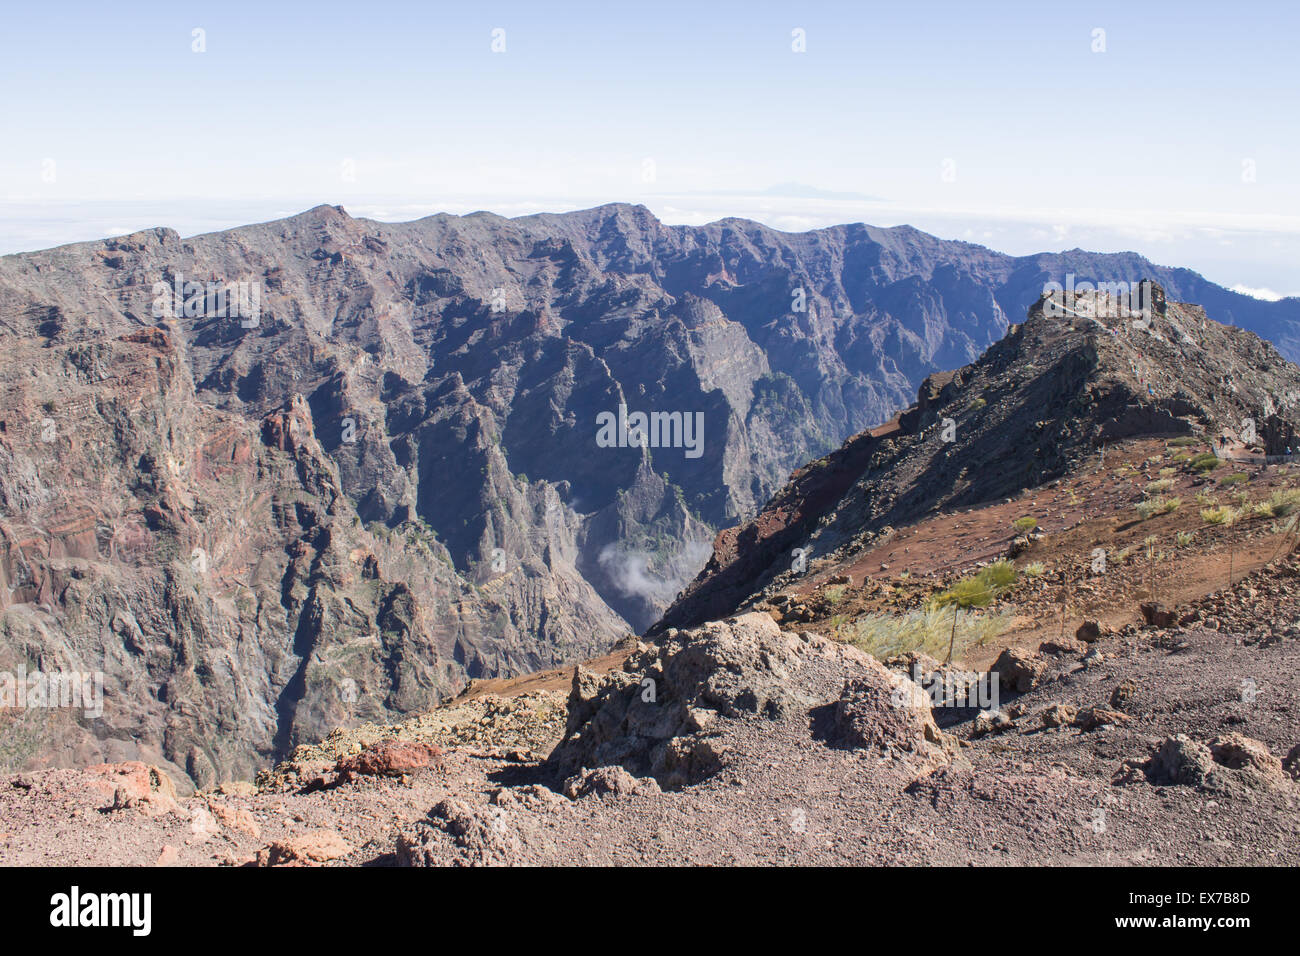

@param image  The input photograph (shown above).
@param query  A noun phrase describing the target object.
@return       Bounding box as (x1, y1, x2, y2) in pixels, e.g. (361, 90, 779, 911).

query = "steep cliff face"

(657, 284, 1300, 632)
(3, 203, 1300, 785)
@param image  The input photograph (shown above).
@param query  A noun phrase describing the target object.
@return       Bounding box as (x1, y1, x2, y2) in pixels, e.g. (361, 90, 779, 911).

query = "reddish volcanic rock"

(335, 740, 444, 778)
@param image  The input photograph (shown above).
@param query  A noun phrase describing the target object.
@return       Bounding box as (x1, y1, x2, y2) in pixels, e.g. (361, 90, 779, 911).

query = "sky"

(2, 0, 1298, 295)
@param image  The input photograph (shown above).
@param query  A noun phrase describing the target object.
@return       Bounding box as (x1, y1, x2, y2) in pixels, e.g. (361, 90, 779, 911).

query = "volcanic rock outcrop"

(550, 611, 957, 787)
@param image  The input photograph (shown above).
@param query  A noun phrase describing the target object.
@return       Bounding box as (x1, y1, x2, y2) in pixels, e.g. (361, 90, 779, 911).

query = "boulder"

(562, 766, 661, 800)
(833, 673, 960, 766)
(1209, 734, 1283, 779)
(1283, 744, 1300, 781)
(550, 612, 944, 786)
(1144, 735, 1215, 787)
(1075, 620, 1103, 643)
(1039, 637, 1086, 656)
(1041, 703, 1078, 728)
(155, 845, 180, 867)
(85, 762, 181, 818)
(1139, 602, 1177, 628)
(254, 830, 351, 867)
(972, 710, 1015, 736)
(335, 740, 443, 779)
(1141, 733, 1285, 790)
(989, 647, 1045, 693)
(207, 801, 261, 838)
(1075, 706, 1131, 731)
(1109, 679, 1138, 710)
(397, 799, 519, 866)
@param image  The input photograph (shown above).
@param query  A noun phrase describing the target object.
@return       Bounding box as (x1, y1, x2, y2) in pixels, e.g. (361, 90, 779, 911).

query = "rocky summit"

(658, 282, 1300, 631)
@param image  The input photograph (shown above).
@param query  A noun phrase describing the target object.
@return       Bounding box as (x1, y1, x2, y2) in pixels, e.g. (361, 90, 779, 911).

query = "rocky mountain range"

(3, 278, 1300, 871)
(4, 202, 1300, 788)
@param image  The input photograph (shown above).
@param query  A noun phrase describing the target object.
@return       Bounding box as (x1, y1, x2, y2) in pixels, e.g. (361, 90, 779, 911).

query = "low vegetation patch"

(1265, 487, 1300, 517)
(1200, 506, 1237, 525)
(846, 605, 1014, 661)
(1136, 496, 1180, 520)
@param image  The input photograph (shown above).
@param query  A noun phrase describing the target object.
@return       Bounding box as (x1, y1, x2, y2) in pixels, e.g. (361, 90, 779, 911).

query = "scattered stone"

(1110, 679, 1138, 710)
(1140, 602, 1177, 628)
(208, 801, 261, 838)
(973, 710, 1015, 736)
(155, 845, 180, 867)
(989, 647, 1046, 693)
(1076, 621, 1103, 643)
(335, 739, 444, 779)
(254, 830, 351, 867)
(1144, 735, 1216, 787)
(1041, 703, 1078, 728)
(1209, 734, 1283, 779)
(562, 766, 661, 800)
(1075, 706, 1131, 731)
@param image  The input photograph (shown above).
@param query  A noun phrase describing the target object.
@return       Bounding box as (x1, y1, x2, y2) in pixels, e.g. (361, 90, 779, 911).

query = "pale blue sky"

(2, 0, 1297, 294)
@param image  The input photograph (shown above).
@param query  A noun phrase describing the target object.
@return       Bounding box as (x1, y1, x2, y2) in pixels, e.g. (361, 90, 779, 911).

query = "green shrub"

(1190, 452, 1222, 473)
(976, 559, 1019, 592)
(1218, 472, 1248, 486)
(1144, 478, 1175, 496)
(1012, 516, 1038, 533)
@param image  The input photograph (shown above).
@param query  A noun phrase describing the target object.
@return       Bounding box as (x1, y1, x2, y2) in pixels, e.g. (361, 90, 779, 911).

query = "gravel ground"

(2, 561, 1297, 866)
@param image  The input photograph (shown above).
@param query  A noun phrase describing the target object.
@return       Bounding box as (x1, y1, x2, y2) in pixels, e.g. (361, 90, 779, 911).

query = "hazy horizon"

(3, 0, 1298, 294)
